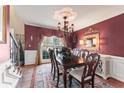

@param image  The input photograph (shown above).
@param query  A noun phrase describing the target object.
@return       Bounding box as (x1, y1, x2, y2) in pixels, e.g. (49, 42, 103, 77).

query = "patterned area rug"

(34, 64, 113, 88)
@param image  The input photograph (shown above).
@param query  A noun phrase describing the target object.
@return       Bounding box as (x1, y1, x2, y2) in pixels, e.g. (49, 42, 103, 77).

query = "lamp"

(54, 7, 77, 38)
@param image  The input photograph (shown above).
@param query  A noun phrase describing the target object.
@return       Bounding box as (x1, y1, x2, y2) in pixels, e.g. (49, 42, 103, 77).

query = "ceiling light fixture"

(54, 7, 77, 38)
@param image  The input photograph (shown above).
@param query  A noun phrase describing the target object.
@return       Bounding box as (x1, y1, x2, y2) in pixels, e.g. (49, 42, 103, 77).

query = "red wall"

(0, 6, 10, 63)
(75, 14, 124, 57)
(25, 25, 63, 50)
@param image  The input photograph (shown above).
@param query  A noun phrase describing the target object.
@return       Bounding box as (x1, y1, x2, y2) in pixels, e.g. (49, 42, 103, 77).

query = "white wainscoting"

(96, 54, 111, 79)
(25, 50, 37, 65)
(99, 54, 124, 82)
(110, 55, 124, 82)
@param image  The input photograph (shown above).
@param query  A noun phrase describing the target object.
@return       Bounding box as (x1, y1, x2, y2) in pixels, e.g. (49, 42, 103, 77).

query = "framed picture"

(0, 5, 7, 43)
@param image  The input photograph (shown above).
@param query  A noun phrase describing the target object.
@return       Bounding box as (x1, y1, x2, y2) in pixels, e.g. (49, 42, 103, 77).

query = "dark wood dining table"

(56, 54, 85, 88)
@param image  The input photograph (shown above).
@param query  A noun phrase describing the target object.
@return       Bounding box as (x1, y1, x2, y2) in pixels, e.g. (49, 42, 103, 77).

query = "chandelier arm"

(55, 7, 76, 44)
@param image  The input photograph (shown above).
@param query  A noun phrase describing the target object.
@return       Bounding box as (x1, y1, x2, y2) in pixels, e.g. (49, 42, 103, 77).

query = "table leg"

(63, 69, 67, 88)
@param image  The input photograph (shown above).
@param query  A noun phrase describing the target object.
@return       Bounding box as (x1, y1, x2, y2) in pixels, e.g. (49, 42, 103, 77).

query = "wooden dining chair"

(48, 49, 56, 80)
(53, 47, 72, 87)
(72, 48, 80, 57)
(48, 49, 54, 73)
(68, 53, 100, 88)
(52, 49, 64, 87)
(79, 49, 89, 60)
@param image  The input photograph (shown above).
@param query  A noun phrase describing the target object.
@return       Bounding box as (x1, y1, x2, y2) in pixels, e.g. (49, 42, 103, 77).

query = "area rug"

(33, 64, 113, 88)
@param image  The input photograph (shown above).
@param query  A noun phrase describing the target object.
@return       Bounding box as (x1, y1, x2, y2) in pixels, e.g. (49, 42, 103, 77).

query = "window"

(41, 36, 64, 61)
(42, 36, 64, 47)
(42, 50, 49, 59)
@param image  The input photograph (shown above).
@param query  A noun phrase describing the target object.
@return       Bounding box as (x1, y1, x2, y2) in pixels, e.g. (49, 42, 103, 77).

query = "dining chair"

(48, 48, 56, 80)
(53, 47, 72, 87)
(72, 48, 80, 57)
(52, 49, 64, 87)
(68, 53, 100, 88)
(79, 49, 89, 60)
(48, 49, 54, 73)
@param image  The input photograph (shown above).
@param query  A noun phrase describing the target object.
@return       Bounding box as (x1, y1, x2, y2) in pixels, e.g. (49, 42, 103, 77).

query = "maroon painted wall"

(75, 14, 124, 57)
(25, 25, 63, 50)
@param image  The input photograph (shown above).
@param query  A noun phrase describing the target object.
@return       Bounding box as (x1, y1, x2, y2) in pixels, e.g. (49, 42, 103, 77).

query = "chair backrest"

(79, 49, 89, 60)
(52, 49, 60, 73)
(54, 48, 58, 56)
(72, 48, 80, 57)
(48, 48, 54, 62)
(81, 53, 100, 82)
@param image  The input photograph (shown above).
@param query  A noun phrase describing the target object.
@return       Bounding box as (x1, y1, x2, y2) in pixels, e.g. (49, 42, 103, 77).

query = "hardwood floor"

(18, 63, 124, 88)
(18, 65, 35, 88)
(106, 78, 124, 88)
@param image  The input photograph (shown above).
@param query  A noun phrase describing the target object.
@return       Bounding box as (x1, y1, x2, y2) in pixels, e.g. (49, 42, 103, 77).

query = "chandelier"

(54, 7, 77, 38)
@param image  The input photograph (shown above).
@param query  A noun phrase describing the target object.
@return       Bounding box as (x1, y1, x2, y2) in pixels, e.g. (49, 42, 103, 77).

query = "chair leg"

(81, 83, 84, 88)
(69, 75, 72, 87)
(92, 79, 94, 88)
(52, 62, 56, 80)
(56, 72, 60, 87)
(51, 62, 53, 73)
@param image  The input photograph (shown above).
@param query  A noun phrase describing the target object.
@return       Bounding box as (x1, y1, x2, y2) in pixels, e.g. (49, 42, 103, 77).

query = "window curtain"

(65, 32, 78, 49)
(64, 35, 72, 48)
(59, 32, 72, 47)
(35, 30, 69, 65)
(35, 36, 44, 65)
(60, 37, 67, 47)
(35, 31, 62, 65)
(71, 32, 78, 49)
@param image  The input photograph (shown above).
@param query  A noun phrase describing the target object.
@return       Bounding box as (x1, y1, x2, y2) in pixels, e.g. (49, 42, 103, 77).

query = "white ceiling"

(14, 5, 124, 31)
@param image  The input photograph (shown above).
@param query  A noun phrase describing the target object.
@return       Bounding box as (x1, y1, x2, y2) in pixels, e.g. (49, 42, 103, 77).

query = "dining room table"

(56, 53, 85, 88)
